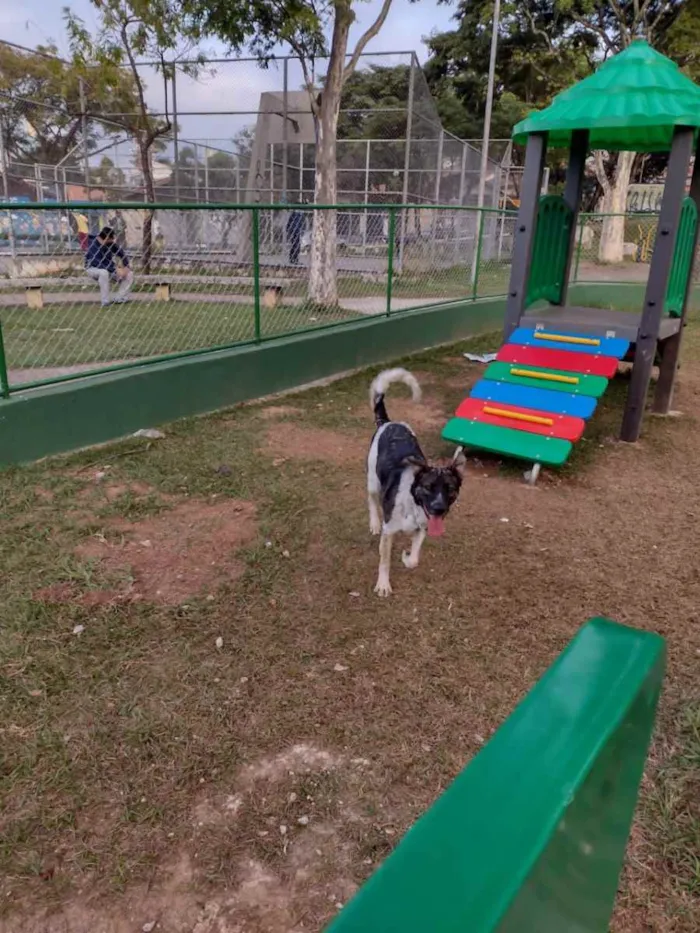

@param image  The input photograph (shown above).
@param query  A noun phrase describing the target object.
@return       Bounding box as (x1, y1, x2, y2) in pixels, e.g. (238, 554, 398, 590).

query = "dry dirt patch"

(266, 423, 364, 467)
(76, 499, 258, 605)
(390, 395, 446, 432)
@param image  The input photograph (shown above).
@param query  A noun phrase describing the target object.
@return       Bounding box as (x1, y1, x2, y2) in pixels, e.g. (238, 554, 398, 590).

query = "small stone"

(72, 624, 84, 635)
(474, 734, 485, 745)
(349, 591, 360, 598)
(297, 815, 310, 826)
(282, 549, 291, 558)
(500, 517, 509, 523)
(288, 792, 297, 803)
(265, 540, 273, 548)
(94, 471, 106, 481)
(206, 594, 215, 602)
(333, 663, 349, 672)
(215, 637, 224, 649)
(280, 824, 288, 835)
(142, 923, 157, 933)
(140, 539, 152, 547)
(133, 428, 165, 439)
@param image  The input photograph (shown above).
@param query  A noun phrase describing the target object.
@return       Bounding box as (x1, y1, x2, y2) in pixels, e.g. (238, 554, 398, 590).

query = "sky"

(0, 0, 456, 150)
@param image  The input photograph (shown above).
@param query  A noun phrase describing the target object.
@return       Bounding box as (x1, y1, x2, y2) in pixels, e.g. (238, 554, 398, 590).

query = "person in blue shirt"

(286, 202, 307, 265)
(85, 225, 134, 307)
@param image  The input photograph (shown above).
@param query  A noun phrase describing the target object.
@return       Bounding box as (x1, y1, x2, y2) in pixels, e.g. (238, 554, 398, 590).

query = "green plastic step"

(443, 417, 572, 466)
(484, 361, 608, 398)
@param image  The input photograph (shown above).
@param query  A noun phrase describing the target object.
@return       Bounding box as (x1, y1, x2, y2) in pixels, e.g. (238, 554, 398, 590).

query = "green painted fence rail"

(0, 200, 669, 398)
(326, 617, 665, 933)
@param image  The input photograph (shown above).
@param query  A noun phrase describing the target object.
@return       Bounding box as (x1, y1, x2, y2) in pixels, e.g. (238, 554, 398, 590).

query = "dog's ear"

(450, 448, 467, 479)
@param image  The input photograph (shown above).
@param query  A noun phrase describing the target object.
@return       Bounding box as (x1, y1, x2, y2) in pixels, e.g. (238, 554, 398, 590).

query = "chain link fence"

(0, 42, 506, 210)
(572, 212, 660, 281)
(0, 202, 678, 395)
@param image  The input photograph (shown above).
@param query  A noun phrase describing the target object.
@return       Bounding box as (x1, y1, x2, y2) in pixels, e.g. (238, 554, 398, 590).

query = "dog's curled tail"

(369, 367, 422, 412)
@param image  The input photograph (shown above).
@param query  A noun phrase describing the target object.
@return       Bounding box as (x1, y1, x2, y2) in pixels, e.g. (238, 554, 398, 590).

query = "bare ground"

(0, 328, 698, 932)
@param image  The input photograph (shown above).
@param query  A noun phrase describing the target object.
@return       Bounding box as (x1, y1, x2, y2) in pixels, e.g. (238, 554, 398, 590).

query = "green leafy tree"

(64, 0, 204, 270)
(424, 0, 595, 141)
(557, 0, 687, 262)
(188, 0, 403, 306)
(426, 1, 691, 261)
(90, 155, 126, 193)
(0, 41, 137, 180)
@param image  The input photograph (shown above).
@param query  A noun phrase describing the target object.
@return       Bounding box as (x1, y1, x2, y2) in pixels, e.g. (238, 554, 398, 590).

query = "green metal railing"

(0, 201, 664, 395)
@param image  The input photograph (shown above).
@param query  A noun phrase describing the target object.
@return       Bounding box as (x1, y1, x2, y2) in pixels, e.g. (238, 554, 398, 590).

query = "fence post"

(0, 321, 10, 399)
(386, 207, 396, 317)
(252, 208, 262, 342)
(573, 218, 585, 283)
(471, 211, 485, 300)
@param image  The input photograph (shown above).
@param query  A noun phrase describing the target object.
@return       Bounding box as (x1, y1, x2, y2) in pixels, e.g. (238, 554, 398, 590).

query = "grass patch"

(646, 701, 700, 897)
(1, 299, 361, 367)
(0, 325, 698, 929)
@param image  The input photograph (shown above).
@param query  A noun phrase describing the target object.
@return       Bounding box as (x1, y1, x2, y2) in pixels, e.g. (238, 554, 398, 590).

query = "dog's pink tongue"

(427, 515, 445, 538)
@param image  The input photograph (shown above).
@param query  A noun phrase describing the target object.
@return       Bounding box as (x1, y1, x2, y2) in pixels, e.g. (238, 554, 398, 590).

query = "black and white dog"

(367, 368, 464, 597)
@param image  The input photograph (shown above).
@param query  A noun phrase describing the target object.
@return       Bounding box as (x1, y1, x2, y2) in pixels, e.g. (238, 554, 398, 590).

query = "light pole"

(477, 0, 501, 212)
(472, 0, 501, 284)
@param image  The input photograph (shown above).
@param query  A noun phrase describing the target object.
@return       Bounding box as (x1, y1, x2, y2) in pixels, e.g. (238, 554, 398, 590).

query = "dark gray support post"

(621, 127, 695, 442)
(503, 132, 547, 340)
(559, 129, 589, 306)
(652, 135, 700, 414)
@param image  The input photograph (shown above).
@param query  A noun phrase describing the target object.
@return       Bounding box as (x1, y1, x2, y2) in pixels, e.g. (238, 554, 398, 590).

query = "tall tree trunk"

(139, 138, 156, 275)
(309, 5, 353, 307)
(596, 150, 634, 264)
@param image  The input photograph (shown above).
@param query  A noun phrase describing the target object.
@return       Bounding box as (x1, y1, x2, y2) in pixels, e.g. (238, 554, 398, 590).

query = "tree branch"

(646, 0, 674, 41)
(287, 36, 320, 119)
(607, 0, 630, 44)
(343, 0, 394, 82)
(570, 12, 615, 54)
(523, 7, 554, 52)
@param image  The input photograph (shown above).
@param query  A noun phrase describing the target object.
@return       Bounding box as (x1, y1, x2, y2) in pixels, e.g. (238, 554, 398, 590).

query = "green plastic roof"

(512, 41, 700, 152)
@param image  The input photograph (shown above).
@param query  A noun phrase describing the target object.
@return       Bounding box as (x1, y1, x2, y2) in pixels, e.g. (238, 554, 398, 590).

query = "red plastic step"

(497, 344, 620, 378)
(455, 397, 586, 442)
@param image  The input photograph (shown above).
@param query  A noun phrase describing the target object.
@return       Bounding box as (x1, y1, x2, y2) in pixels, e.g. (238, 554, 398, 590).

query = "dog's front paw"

(402, 550, 418, 569)
(369, 519, 382, 536)
(374, 578, 393, 598)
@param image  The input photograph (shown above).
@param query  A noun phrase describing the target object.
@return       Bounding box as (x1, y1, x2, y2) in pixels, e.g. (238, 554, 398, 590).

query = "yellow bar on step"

(483, 406, 554, 426)
(534, 332, 601, 347)
(510, 367, 580, 385)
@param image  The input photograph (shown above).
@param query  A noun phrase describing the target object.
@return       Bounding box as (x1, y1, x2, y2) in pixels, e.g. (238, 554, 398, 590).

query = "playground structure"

(443, 41, 700, 476)
(327, 618, 665, 932)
